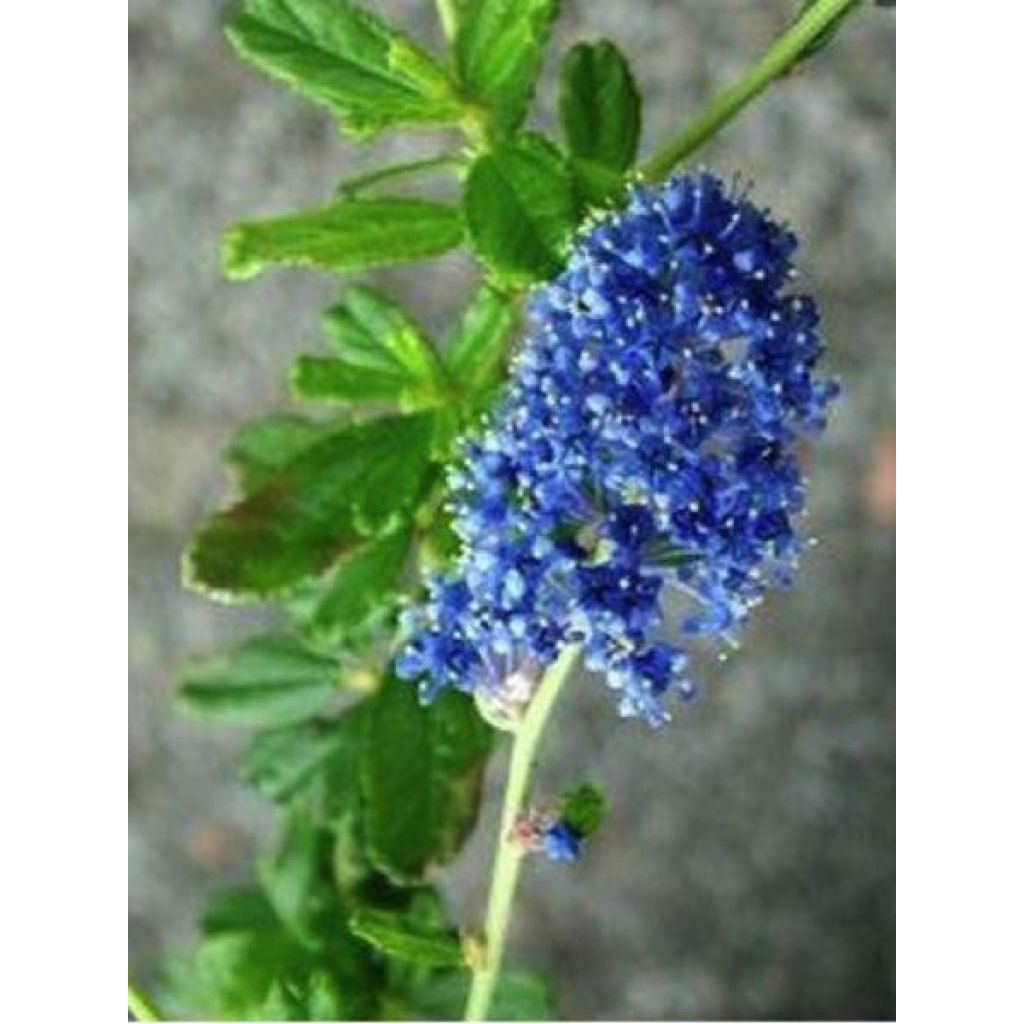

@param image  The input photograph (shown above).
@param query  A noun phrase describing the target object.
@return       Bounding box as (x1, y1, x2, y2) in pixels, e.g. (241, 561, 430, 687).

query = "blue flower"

(540, 821, 582, 864)
(399, 172, 837, 726)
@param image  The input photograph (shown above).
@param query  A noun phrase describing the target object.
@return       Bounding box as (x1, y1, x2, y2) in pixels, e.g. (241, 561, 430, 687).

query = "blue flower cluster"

(398, 172, 837, 726)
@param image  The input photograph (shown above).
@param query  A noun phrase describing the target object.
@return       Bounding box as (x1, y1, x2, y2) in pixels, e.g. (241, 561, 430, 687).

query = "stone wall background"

(129, 2, 895, 1018)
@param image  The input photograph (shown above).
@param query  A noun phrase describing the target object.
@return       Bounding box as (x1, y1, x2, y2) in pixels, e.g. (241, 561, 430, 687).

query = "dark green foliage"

(559, 40, 641, 204)
(559, 781, 608, 839)
(241, 719, 348, 804)
(171, 1, 609, 1016)
(226, 415, 342, 494)
(361, 673, 494, 884)
(291, 525, 412, 651)
(184, 414, 434, 600)
(349, 907, 464, 967)
(464, 134, 578, 284)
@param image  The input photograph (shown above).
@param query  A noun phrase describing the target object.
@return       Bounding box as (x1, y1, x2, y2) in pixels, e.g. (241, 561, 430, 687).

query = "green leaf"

(258, 810, 334, 944)
(222, 198, 464, 281)
(464, 134, 577, 285)
(407, 968, 556, 1020)
(184, 413, 434, 600)
(242, 719, 345, 803)
(292, 287, 448, 411)
(559, 40, 640, 203)
(297, 526, 412, 649)
(226, 0, 463, 138)
(168, 872, 380, 1020)
(201, 887, 281, 936)
(171, 931, 301, 1019)
(319, 704, 370, 828)
(455, 0, 562, 135)
(445, 284, 519, 394)
(178, 634, 339, 727)
(361, 673, 493, 884)
(227, 414, 340, 494)
(305, 969, 352, 1021)
(349, 908, 464, 967)
(559, 781, 607, 838)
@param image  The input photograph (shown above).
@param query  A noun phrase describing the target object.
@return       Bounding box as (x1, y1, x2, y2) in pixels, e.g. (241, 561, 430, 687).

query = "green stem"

(643, 0, 860, 180)
(464, 646, 579, 1021)
(335, 154, 464, 199)
(128, 979, 161, 1022)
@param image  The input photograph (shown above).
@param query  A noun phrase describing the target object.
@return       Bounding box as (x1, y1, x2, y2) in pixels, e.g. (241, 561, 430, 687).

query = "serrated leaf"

(184, 413, 434, 600)
(361, 673, 493, 884)
(297, 526, 412, 649)
(178, 634, 339, 728)
(226, 0, 463, 138)
(292, 287, 448, 411)
(455, 0, 562, 135)
(559, 40, 640, 204)
(227, 414, 340, 494)
(559, 781, 607, 838)
(445, 284, 519, 394)
(349, 908, 464, 967)
(464, 134, 577, 285)
(222, 198, 464, 281)
(242, 720, 345, 803)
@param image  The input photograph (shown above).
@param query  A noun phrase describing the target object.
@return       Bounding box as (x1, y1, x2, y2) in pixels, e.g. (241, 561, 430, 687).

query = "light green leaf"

(349, 908, 464, 967)
(222, 198, 464, 281)
(464, 134, 577, 285)
(183, 413, 434, 600)
(361, 673, 493, 884)
(226, 0, 463, 138)
(455, 0, 562, 135)
(227, 414, 340, 494)
(292, 287, 448, 411)
(559, 40, 640, 203)
(445, 284, 519, 394)
(241, 719, 345, 803)
(177, 634, 339, 728)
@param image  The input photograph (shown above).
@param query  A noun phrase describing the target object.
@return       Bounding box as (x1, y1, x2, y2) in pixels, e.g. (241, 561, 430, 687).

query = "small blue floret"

(540, 821, 582, 864)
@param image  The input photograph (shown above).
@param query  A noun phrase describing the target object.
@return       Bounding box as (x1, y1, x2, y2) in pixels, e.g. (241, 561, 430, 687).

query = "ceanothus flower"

(398, 172, 837, 727)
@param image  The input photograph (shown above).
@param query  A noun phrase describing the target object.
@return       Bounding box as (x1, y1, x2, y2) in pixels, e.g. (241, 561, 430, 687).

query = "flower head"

(398, 172, 837, 726)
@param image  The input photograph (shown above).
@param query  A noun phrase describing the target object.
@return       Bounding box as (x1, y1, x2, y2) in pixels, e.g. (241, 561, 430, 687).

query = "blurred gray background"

(129, 1, 895, 1019)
